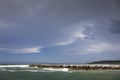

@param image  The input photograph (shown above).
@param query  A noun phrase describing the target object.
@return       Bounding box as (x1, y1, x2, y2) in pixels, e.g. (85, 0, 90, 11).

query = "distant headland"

(88, 60, 120, 64)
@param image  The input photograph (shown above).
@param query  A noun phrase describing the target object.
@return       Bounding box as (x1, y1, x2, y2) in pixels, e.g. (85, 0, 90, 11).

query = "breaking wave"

(42, 68, 69, 72)
(0, 65, 29, 68)
(0, 65, 70, 72)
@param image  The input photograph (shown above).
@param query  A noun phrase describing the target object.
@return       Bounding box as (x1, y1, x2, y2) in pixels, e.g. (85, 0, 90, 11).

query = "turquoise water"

(0, 67, 120, 80)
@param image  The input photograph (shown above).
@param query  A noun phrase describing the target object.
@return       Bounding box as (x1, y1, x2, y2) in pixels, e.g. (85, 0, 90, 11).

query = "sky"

(0, 0, 120, 64)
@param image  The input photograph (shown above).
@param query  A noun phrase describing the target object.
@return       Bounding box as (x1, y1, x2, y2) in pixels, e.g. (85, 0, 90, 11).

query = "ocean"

(0, 65, 120, 80)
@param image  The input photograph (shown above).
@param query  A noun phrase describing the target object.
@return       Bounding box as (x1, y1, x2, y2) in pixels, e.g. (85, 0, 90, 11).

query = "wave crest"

(0, 65, 29, 68)
(42, 68, 69, 72)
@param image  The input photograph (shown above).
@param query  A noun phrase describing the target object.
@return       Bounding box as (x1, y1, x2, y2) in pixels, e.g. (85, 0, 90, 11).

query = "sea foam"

(0, 65, 70, 72)
(42, 68, 69, 72)
(0, 65, 29, 68)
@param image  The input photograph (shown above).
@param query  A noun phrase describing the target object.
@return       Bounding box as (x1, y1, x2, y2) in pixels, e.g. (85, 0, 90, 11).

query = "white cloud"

(85, 42, 120, 53)
(15, 47, 42, 53)
(74, 31, 87, 39)
(53, 22, 94, 46)
(54, 31, 87, 46)
(0, 46, 42, 53)
(54, 38, 75, 46)
(66, 41, 120, 55)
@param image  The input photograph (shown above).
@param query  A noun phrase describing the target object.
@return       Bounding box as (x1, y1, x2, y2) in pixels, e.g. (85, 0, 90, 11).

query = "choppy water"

(0, 65, 120, 80)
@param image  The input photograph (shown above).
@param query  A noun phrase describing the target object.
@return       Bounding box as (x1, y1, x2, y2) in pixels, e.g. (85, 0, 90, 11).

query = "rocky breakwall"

(29, 64, 120, 70)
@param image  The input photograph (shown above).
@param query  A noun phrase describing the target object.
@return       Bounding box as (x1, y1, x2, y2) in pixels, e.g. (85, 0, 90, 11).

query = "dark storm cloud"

(0, 0, 120, 63)
(110, 20, 120, 34)
(0, 0, 120, 48)
(116, 0, 120, 8)
(0, 0, 119, 47)
(0, 0, 120, 22)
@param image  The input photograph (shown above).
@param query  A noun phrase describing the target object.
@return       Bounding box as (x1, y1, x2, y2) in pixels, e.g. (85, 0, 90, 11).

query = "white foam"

(0, 65, 29, 68)
(0, 68, 65, 73)
(0, 65, 70, 72)
(43, 68, 69, 72)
